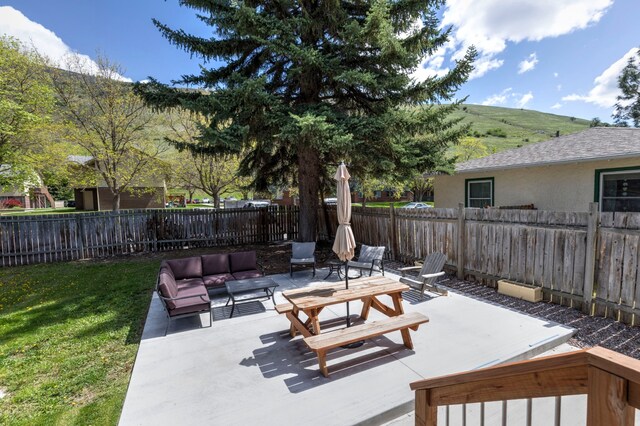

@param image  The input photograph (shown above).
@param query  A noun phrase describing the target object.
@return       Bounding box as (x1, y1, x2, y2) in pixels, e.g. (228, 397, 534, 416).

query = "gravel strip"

(385, 263, 640, 360)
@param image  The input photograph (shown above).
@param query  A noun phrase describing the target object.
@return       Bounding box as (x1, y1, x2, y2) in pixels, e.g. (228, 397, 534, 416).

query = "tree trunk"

(112, 193, 120, 211)
(297, 143, 320, 242)
(214, 193, 220, 209)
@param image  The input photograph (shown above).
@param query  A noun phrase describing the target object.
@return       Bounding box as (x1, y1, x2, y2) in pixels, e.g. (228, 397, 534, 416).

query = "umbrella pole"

(342, 261, 364, 349)
(345, 261, 351, 327)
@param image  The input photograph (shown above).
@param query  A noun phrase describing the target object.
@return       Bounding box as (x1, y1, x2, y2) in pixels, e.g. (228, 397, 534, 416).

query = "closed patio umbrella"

(332, 162, 356, 263)
(332, 163, 358, 334)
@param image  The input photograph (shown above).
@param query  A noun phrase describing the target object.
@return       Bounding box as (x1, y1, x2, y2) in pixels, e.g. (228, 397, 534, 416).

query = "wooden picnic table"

(281, 276, 410, 338)
(279, 276, 429, 377)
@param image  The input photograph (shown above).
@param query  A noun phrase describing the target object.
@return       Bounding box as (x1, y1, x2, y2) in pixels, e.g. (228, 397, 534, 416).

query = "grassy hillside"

(449, 104, 591, 152)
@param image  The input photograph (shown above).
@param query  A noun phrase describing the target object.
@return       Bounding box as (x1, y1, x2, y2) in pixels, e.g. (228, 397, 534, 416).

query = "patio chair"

(398, 252, 448, 298)
(290, 242, 316, 277)
(346, 244, 385, 278)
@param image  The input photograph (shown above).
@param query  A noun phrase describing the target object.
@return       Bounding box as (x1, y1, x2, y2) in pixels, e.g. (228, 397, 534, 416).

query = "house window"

(466, 178, 494, 208)
(598, 168, 640, 212)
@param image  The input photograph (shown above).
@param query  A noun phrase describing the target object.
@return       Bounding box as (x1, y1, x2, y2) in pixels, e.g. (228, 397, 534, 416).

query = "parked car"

(324, 197, 337, 205)
(402, 202, 432, 209)
(244, 201, 270, 208)
(202, 198, 211, 203)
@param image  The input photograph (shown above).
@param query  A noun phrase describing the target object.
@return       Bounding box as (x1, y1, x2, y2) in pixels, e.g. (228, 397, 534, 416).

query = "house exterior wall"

(74, 187, 165, 210)
(434, 156, 640, 211)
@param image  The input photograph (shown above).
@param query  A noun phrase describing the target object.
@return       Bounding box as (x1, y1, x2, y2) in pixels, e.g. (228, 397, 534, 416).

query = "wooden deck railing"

(410, 347, 640, 425)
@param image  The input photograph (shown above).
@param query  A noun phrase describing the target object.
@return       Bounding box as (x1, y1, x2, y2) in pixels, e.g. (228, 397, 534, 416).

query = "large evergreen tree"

(136, 0, 475, 241)
(613, 48, 640, 128)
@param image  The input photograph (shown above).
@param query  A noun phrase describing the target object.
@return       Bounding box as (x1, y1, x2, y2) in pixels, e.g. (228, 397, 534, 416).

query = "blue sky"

(1, 0, 639, 122)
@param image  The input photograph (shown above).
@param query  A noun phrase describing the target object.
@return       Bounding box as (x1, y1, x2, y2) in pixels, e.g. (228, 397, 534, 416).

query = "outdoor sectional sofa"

(156, 251, 264, 334)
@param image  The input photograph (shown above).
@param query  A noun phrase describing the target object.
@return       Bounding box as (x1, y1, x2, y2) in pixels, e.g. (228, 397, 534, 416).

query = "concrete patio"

(118, 269, 575, 426)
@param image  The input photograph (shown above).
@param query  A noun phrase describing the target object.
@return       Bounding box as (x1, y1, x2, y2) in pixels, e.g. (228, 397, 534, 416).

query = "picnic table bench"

(304, 312, 429, 377)
(280, 276, 429, 377)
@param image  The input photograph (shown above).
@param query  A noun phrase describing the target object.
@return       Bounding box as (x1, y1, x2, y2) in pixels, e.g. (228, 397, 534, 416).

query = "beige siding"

(435, 157, 640, 211)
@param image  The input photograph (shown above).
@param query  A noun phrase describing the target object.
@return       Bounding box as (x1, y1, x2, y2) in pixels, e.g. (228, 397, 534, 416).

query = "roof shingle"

(456, 127, 640, 173)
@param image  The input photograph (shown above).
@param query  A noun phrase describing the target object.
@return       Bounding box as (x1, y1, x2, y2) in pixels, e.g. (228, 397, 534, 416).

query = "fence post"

(389, 205, 399, 261)
(457, 203, 465, 280)
(152, 209, 159, 252)
(583, 202, 599, 315)
(75, 214, 85, 260)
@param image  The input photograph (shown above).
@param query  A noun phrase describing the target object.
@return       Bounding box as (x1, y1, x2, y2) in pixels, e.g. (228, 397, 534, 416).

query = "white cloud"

(516, 91, 534, 108)
(469, 56, 504, 80)
(432, 0, 613, 79)
(562, 47, 639, 108)
(554, 72, 559, 78)
(557, 84, 562, 91)
(518, 53, 538, 74)
(551, 103, 562, 109)
(0, 6, 131, 82)
(482, 88, 513, 106)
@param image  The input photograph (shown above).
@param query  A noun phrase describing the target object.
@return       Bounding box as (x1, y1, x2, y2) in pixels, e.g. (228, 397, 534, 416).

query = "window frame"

(465, 177, 494, 208)
(594, 166, 640, 212)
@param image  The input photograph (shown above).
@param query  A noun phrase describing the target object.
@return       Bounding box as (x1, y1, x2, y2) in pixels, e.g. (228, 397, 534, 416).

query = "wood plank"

(303, 312, 429, 351)
(542, 229, 555, 289)
(429, 365, 588, 405)
(620, 235, 639, 324)
(587, 367, 635, 426)
(414, 389, 437, 426)
(608, 230, 626, 319)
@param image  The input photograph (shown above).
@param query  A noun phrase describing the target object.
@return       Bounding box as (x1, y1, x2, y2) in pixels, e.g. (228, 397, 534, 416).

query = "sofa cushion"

(201, 254, 230, 276)
(229, 251, 258, 272)
(176, 278, 205, 290)
(158, 275, 179, 309)
(165, 284, 210, 316)
(159, 262, 175, 280)
(170, 301, 211, 316)
(232, 270, 263, 280)
(203, 273, 234, 289)
(166, 257, 202, 280)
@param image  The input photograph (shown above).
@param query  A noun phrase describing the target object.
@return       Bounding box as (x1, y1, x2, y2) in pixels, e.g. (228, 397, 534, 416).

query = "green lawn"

(0, 208, 78, 216)
(0, 259, 159, 425)
(353, 201, 433, 208)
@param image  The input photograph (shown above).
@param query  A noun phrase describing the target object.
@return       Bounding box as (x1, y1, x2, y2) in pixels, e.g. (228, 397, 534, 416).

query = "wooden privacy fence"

(319, 203, 640, 325)
(0, 206, 298, 266)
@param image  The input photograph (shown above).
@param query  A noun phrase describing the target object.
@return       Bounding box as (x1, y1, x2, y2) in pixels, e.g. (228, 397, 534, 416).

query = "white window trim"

(599, 168, 640, 213)
(467, 179, 493, 208)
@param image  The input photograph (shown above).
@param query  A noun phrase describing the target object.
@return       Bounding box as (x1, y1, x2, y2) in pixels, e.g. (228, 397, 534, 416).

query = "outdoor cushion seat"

(291, 257, 315, 264)
(170, 298, 211, 316)
(203, 273, 235, 288)
(166, 257, 203, 279)
(290, 242, 316, 277)
(346, 244, 385, 277)
(176, 278, 206, 289)
(201, 253, 230, 275)
(229, 251, 264, 280)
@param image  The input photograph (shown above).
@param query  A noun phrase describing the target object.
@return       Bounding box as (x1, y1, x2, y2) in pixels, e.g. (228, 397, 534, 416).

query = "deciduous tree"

(165, 111, 251, 208)
(0, 36, 55, 187)
(51, 55, 168, 210)
(137, 0, 475, 240)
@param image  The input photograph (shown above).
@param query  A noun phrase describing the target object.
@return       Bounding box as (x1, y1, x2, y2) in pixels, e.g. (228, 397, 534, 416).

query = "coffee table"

(225, 277, 279, 318)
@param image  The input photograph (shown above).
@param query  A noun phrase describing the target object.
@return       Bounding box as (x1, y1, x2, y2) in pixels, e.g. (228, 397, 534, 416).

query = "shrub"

(486, 127, 507, 138)
(3, 198, 23, 209)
